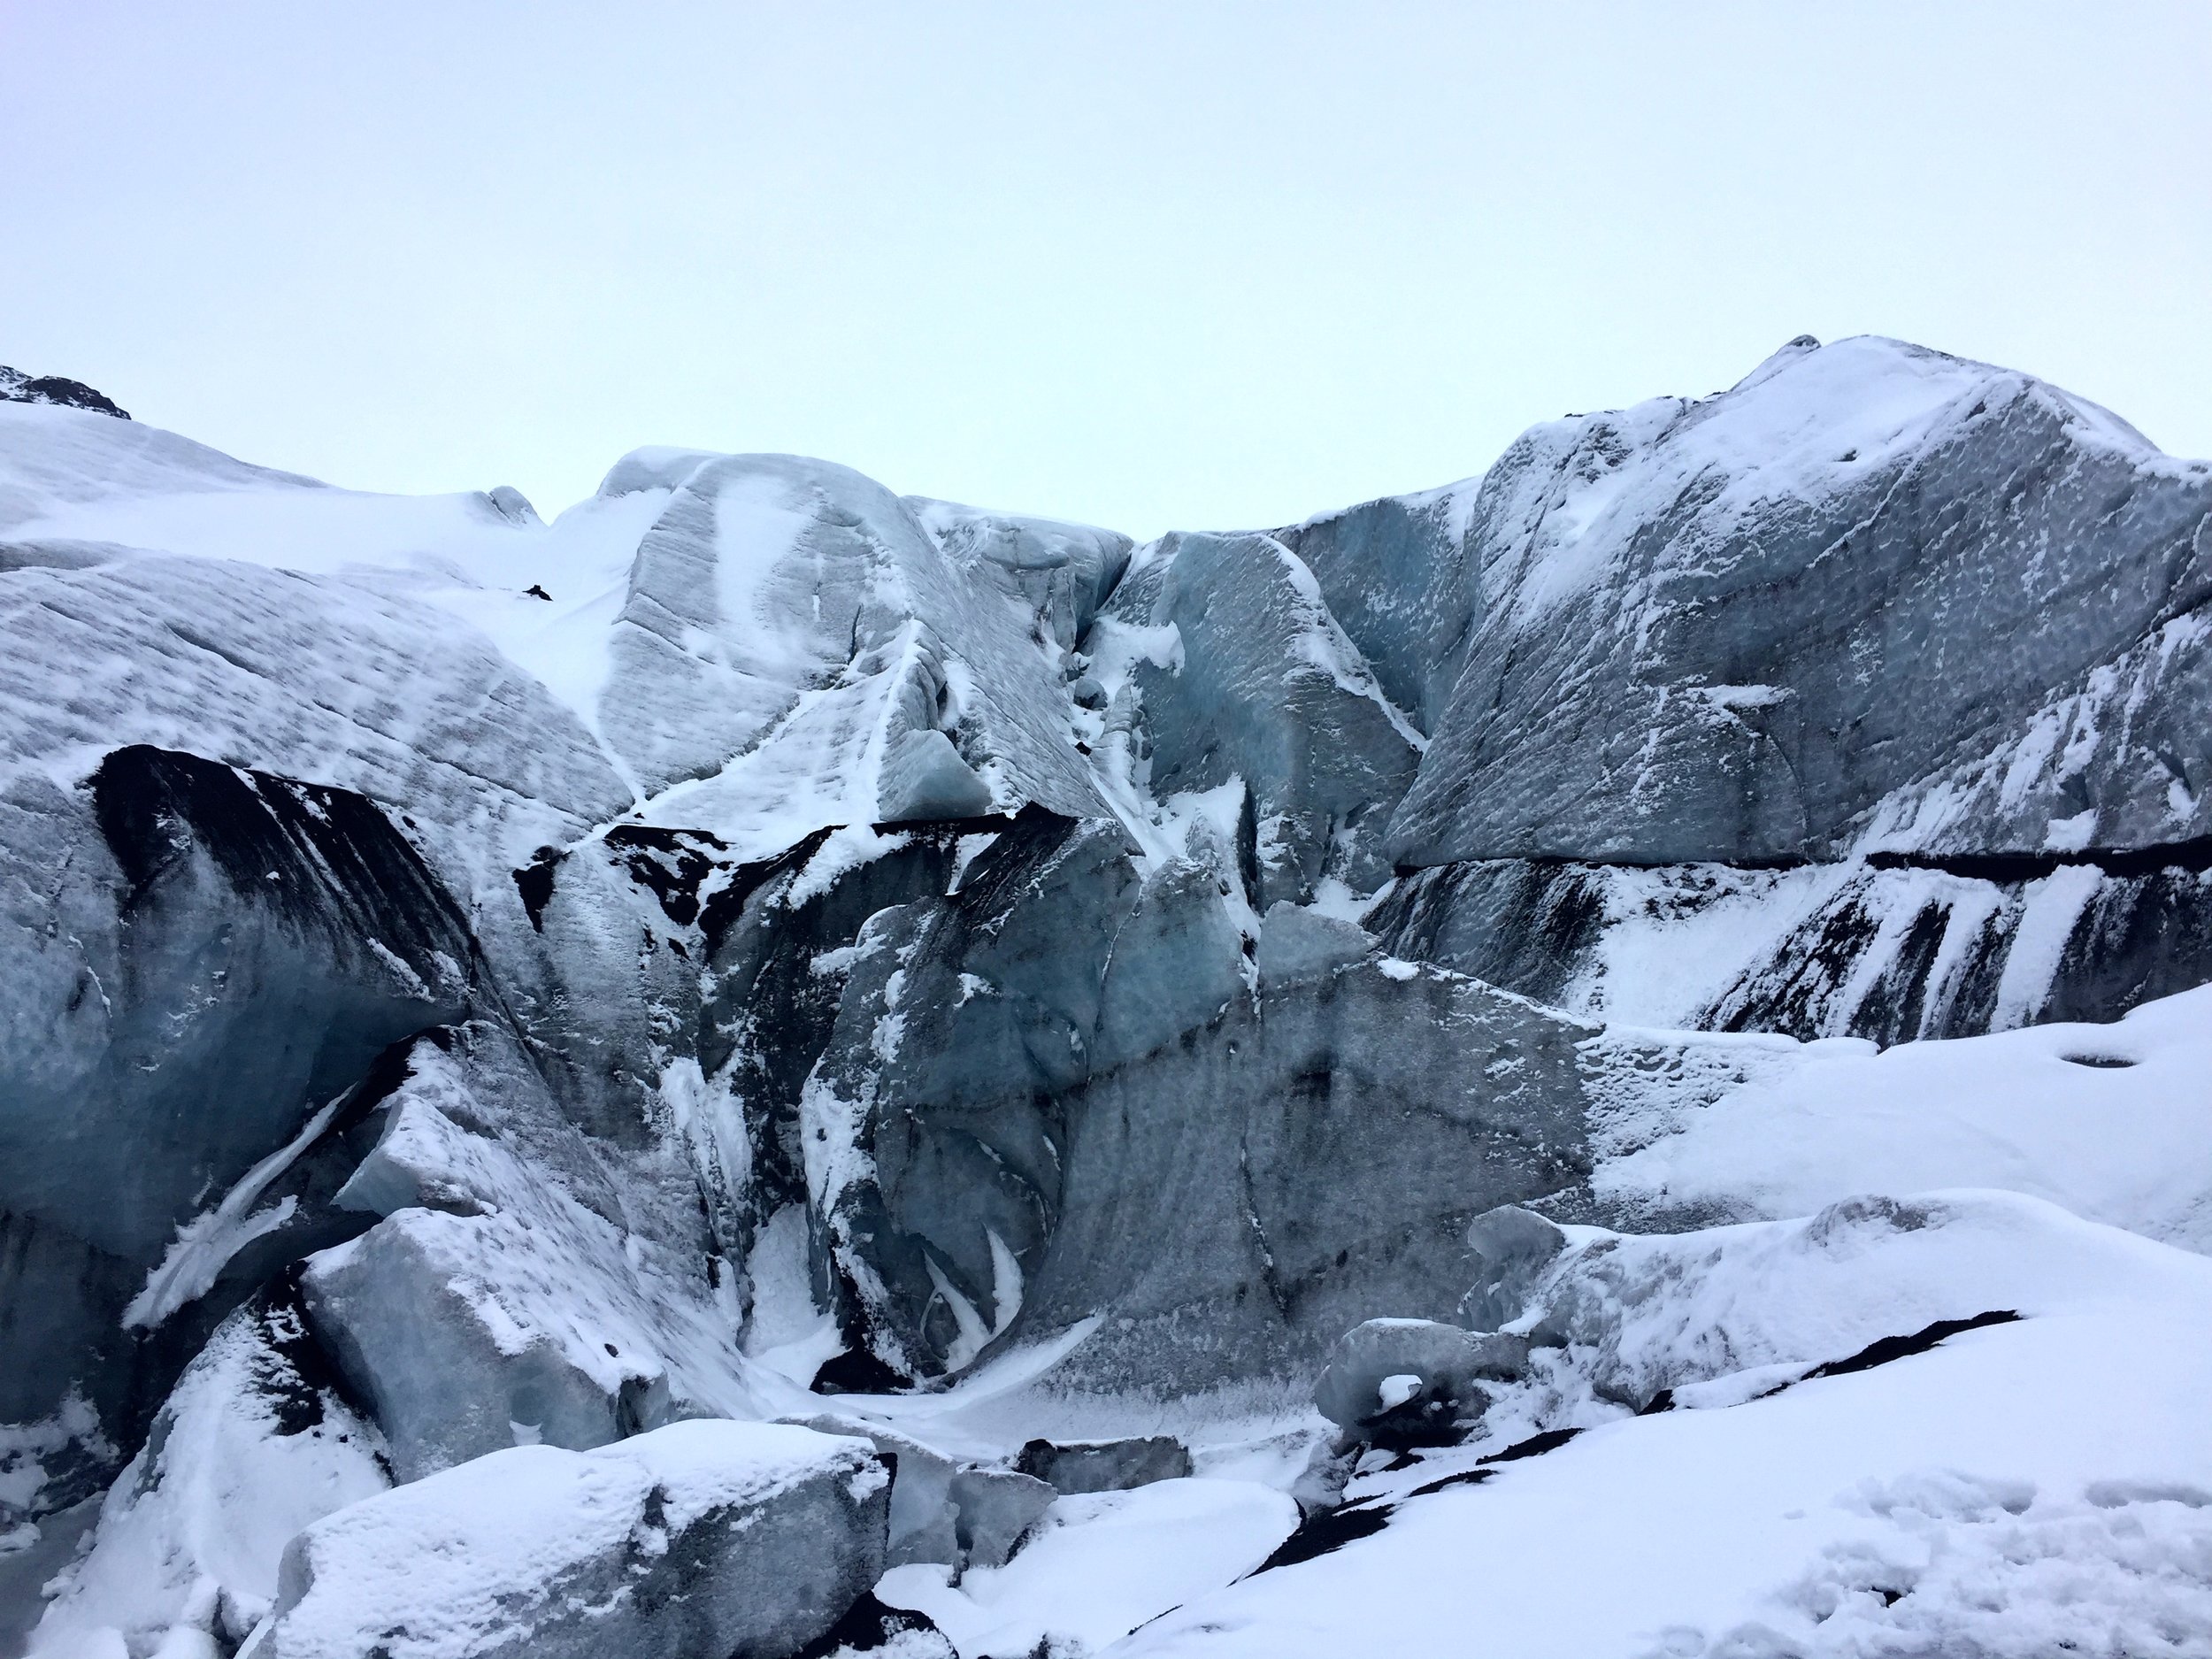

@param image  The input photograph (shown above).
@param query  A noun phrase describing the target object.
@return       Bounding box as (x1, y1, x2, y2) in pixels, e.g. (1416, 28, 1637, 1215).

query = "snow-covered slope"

(1124, 1193, 2212, 1659)
(4, 345, 2209, 1658)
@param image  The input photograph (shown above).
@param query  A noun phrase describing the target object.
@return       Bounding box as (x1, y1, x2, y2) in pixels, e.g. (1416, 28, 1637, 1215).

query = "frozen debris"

(1015, 1437, 1194, 1497)
(1310, 1320, 1530, 1448)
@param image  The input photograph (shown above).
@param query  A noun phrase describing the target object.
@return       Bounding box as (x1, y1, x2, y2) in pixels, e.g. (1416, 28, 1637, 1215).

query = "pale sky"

(4, 2, 2206, 537)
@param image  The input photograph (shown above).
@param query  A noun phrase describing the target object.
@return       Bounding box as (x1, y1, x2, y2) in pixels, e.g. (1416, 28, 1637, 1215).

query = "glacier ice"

(3, 342, 2210, 1656)
(1389, 335, 2212, 868)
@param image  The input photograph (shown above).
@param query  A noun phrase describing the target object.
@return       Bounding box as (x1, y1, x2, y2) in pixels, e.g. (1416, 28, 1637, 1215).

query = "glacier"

(1, 337, 2208, 1658)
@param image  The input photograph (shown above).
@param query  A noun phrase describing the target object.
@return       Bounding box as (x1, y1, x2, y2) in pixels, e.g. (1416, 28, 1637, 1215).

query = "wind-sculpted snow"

(1389, 334, 2212, 868)
(1580, 984, 2212, 1249)
(5, 349, 2212, 1658)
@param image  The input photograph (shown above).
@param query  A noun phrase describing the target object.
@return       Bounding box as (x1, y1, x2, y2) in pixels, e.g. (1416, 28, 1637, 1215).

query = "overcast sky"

(4, 3, 2206, 536)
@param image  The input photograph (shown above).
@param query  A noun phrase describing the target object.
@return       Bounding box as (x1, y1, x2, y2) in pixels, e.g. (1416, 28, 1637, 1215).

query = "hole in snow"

(2060, 1053, 2135, 1069)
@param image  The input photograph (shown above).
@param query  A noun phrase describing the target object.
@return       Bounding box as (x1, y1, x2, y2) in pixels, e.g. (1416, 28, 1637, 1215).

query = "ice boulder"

(1312, 1317, 1530, 1446)
(301, 1026, 781, 1481)
(1014, 1437, 1193, 1496)
(1456, 1204, 1569, 1333)
(800, 806, 1599, 1393)
(240, 1419, 890, 1659)
(948, 1467, 1058, 1569)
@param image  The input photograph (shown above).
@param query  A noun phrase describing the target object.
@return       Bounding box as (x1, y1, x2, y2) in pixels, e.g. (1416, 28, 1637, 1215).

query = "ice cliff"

(3, 339, 2208, 1658)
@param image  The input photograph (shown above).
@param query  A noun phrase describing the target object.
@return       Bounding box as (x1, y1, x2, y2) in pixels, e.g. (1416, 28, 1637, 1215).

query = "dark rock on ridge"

(0, 366, 129, 419)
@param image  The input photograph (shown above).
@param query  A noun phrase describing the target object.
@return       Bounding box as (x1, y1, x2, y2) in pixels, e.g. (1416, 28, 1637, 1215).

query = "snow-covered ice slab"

(239, 1420, 889, 1659)
(1588, 983, 2212, 1249)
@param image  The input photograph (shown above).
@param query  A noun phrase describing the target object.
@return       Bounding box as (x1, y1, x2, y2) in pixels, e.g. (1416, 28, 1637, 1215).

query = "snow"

(124, 1093, 348, 1330)
(876, 1479, 1297, 1658)
(31, 1315, 390, 1655)
(1118, 1194, 2212, 1659)
(1595, 985, 2212, 1250)
(785, 824, 918, 910)
(0, 401, 664, 780)
(741, 1204, 845, 1388)
(1, 411, 1121, 895)
(305, 1041, 809, 1464)
(1989, 864, 2106, 1029)
(1481, 336, 2119, 634)
(11, 362, 2212, 1659)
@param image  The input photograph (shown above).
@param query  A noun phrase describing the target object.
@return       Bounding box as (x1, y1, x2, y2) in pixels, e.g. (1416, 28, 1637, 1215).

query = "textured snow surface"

(878, 1479, 1298, 1658)
(1120, 1194, 2212, 1659)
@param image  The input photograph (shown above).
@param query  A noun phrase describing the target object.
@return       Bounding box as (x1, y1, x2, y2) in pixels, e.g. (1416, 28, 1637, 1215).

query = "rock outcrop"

(0, 367, 127, 419)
